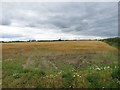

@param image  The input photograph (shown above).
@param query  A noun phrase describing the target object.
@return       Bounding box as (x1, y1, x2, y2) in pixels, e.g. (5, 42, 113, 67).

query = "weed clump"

(111, 66, 120, 81)
(111, 66, 120, 88)
(62, 72, 74, 88)
(39, 70, 46, 76)
(87, 73, 101, 88)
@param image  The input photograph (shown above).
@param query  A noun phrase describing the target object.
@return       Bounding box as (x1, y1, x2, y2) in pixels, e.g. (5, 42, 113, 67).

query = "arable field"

(2, 41, 119, 88)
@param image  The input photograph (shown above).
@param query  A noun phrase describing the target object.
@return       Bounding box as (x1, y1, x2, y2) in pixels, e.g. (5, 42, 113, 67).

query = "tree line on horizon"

(1, 37, 120, 48)
(0, 38, 99, 43)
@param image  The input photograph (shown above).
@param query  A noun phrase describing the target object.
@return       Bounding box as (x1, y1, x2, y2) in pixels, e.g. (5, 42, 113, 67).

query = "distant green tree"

(58, 39, 62, 41)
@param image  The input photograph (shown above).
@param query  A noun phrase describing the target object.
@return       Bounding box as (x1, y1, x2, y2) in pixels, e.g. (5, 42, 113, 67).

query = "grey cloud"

(1, 33, 23, 38)
(2, 18, 11, 25)
(1, 2, 118, 39)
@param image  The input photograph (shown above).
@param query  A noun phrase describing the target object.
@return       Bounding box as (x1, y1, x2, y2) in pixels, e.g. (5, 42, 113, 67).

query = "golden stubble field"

(2, 41, 117, 54)
(2, 41, 119, 88)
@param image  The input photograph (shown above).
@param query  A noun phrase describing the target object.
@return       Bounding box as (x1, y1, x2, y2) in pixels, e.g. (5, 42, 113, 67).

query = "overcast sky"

(0, 2, 118, 41)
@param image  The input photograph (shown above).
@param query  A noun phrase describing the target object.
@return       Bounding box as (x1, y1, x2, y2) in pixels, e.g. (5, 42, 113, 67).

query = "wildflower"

(58, 72, 61, 74)
(13, 73, 18, 77)
(107, 66, 110, 69)
(72, 69, 74, 71)
(75, 73, 78, 75)
(43, 77, 45, 78)
(96, 67, 100, 70)
(73, 75, 76, 77)
(104, 67, 106, 70)
(13, 74, 15, 77)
